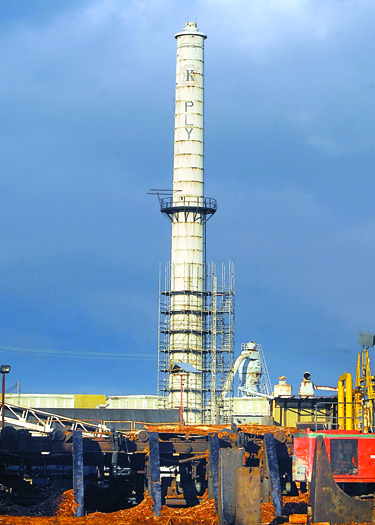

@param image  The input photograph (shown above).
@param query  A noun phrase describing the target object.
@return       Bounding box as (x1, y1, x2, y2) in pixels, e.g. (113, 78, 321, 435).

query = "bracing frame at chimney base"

(158, 262, 235, 424)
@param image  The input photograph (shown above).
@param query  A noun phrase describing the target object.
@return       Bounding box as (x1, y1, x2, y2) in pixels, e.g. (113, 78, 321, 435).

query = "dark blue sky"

(1, 0, 375, 396)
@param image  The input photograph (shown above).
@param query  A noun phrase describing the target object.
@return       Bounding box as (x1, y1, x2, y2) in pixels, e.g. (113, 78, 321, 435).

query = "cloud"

(307, 133, 348, 157)
(0, 0, 374, 394)
(197, 0, 375, 157)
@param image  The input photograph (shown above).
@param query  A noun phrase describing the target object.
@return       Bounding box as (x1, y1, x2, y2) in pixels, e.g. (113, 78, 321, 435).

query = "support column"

(73, 430, 84, 518)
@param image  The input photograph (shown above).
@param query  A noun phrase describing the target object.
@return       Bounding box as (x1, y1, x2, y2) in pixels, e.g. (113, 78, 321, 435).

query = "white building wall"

(106, 395, 160, 410)
(232, 397, 271, 416)
(5, 394, 75, 409)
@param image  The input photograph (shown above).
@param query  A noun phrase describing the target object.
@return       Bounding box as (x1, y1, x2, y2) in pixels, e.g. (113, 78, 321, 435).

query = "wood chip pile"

(142, 423, 298, 438)
(0, 490, 369, 525)
(0, 493, 218, 524)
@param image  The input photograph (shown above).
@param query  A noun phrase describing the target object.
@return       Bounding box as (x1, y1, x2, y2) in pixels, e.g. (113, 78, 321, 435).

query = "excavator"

(293, 330, 375, 491)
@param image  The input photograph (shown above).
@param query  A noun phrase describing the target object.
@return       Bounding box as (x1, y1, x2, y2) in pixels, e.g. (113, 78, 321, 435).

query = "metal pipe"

(338, 373, 353, 430)
(346, 373, 353, 430)
(337, 376, 345, 429)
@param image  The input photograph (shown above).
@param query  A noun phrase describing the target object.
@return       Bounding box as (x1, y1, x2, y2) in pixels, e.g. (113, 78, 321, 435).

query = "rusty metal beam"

(73, 430, 84, 517)
(235, 467, 261, 525)
(218, 447, 244, 525)
(208, 433, 220, 513)
(310, 435, 374, 524)
(149, 432, 162, 516)
(264, 433, 282, 517)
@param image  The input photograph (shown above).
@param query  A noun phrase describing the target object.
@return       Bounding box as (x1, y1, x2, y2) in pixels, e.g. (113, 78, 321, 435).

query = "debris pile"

(260, 495, 308, 524)
(0, 491, 63, 517)
(282, 492, 309, 519)
(261, 501, 278, 524)
(55, 489, 79, 517)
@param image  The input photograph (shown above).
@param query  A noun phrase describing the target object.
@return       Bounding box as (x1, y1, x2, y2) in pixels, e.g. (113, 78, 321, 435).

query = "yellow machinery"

(354, 342, 375, 431)
(339, 331, 375, 432)
(338, 372, 353, 430)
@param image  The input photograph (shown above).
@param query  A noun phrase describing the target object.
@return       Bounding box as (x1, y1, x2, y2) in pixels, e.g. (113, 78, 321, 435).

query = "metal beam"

(73, 430, 84, 517)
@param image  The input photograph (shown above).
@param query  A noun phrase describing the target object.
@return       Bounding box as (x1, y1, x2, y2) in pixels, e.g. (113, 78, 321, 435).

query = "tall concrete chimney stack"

(157, 23, 234, 425)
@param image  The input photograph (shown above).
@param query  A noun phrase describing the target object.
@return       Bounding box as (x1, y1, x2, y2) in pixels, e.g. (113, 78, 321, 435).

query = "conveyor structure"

(0, 403, 110, 436)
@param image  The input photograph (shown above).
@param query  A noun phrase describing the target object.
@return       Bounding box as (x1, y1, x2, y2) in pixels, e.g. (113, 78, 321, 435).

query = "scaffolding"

(158, 262, 235, 424)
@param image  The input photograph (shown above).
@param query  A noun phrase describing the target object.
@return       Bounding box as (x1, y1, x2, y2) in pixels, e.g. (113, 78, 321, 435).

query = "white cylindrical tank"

(274, 376, 292, 397)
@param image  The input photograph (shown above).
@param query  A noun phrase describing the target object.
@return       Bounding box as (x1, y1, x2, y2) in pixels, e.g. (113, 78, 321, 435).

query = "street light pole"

(1, 365, 11, 429)
(2, 373, 5, 429)
(180, 374, 183, 425)
(179, 373, 188, 425)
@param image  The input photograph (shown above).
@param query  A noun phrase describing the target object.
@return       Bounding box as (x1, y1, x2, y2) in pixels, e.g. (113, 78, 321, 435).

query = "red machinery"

(293, 429, 375, 483)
